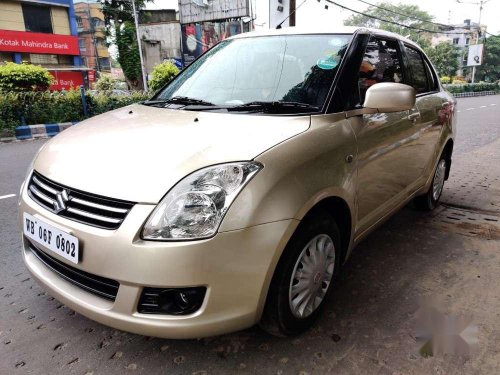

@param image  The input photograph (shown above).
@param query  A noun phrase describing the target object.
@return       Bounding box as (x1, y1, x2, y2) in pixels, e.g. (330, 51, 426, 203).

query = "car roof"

(228, 26, 420, 49)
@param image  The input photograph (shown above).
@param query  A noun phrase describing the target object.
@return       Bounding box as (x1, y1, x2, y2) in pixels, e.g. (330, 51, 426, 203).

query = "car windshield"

(152, 34, 353, 113)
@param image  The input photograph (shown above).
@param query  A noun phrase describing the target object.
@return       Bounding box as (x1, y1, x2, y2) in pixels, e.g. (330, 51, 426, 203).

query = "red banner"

(49, 71, 84, 91)
(0, 29, 79, 55)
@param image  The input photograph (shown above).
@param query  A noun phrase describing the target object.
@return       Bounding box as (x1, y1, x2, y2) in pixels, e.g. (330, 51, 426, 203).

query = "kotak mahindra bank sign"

(0, 30, 79, 55)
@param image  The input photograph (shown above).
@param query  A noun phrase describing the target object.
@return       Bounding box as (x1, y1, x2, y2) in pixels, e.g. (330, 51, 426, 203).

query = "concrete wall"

(0, 1, 25, 32)
(138, 22, 181, 75)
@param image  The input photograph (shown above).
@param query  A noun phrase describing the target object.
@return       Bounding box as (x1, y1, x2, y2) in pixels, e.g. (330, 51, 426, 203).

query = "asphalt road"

(1, 95, 500, 375)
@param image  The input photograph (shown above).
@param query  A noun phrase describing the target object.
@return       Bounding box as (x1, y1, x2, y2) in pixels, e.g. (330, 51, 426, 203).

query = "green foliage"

(440, 76, 451, 84)
(423, 42, 460, 77)
(102, 0, 152, 89)
(443, 82, 499, 94)
(148, 61, 179, 91)
(94, 74, 118, 90)
(87, 90, 149, 115)
(0, 89, 149, 133)
(343, 2, 436, 47)
(475, 35, 500, 82)
(0, 62, 53, 92)
(114, 21, 143, 88)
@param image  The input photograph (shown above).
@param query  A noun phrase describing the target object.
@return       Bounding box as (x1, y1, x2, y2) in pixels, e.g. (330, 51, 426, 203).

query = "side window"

(355, 37, 403, 105)
(424, 58, 438, 92)
(404, 46, 428, 94)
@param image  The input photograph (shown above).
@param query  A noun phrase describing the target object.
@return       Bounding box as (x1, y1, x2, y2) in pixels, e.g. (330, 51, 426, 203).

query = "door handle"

(407, 112, 421, 123)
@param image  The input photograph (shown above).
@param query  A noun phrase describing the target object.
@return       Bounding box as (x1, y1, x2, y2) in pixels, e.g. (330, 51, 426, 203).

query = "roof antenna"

(276, 0, 309, 29)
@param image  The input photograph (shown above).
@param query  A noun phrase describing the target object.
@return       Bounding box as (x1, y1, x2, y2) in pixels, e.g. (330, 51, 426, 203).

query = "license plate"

(23, 212, 80, 264)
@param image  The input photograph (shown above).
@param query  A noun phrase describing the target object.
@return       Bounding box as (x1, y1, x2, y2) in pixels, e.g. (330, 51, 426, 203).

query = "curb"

(452, 91, 497, 98)
(13, 122, 78, 141)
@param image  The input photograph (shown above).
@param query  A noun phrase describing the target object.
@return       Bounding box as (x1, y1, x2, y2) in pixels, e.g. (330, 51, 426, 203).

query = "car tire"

(414, 155, 448, 211)
(260, 210, 341, 337)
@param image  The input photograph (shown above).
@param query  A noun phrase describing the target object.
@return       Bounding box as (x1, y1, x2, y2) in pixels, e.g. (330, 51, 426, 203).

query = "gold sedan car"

(19, 27, 456, 338)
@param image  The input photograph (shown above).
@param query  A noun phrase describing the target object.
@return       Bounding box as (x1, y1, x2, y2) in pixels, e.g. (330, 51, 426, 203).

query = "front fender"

(220, 113, 357, 232)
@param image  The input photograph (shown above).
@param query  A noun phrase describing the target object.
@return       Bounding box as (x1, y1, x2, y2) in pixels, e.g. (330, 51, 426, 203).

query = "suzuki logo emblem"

(53, 189, 70, 213)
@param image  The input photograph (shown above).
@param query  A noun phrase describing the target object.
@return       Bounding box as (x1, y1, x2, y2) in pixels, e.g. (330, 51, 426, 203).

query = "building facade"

(431, 19, 482, 77)
(138, 10, 181, 77)
(0, 0, 86, 90)
(74, 0, 110, 87)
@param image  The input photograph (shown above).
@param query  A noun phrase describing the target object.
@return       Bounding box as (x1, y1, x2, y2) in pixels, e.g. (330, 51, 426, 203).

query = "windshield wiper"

(227, 101, 319, 113)
(142, 96, 215, 107)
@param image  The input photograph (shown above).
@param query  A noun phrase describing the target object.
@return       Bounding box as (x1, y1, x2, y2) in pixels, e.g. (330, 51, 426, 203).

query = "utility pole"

(130, 0, 148, 91)
(289, 0, 296, 26)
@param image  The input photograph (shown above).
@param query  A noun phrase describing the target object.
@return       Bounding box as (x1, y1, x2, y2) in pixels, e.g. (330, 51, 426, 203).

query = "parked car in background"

(19, 26, 456, 339)
(87, 89, 131, 96)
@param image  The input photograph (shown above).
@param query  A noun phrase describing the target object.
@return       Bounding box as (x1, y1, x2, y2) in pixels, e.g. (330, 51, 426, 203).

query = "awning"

(45, 66, 94, 71)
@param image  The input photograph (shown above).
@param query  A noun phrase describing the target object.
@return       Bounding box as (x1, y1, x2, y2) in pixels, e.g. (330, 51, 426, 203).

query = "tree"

(423, 42, 460, 77)
(0, 62, 53, 91)
(148, 61, 179, 91)
(475, 35, 500, 82)
(102, 0, 151, 90)
(344, 2, 439, 48)
(94, 74, 118, 90)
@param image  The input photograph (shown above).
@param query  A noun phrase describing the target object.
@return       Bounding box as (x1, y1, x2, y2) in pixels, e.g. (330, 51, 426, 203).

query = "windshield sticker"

(316, 55, 339, 70)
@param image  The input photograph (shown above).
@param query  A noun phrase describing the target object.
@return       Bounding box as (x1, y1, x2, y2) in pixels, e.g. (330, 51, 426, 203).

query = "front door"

(348, 36, 419, 234)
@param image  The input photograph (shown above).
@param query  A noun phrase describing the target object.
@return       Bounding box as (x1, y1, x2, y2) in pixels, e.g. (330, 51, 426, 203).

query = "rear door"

(348, 36, 420, 234)
(401, 44, 447, 183)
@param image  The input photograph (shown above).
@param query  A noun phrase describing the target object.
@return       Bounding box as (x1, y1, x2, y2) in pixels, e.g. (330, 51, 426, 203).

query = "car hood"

(33, 104, 310, 203)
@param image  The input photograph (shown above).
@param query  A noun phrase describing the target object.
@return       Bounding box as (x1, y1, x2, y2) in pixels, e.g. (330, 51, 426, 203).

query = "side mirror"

(363, 82, 416, 112)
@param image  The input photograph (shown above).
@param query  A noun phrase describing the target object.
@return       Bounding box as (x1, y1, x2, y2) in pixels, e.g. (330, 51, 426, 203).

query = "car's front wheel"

(414, 156, 447, 211)
(260, 210, 341, 336)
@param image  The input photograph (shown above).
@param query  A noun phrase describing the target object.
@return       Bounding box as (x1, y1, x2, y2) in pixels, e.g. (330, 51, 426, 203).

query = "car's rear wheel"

(414, 156, 447, 211)
(260, 210, 341, 336)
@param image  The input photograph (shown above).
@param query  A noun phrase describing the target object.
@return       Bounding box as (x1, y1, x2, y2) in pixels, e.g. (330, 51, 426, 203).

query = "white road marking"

(457, 110, 461, 113)
(490, 104, 497, 106)
(480, 105, 487, 108)
(0, 194, 16, 200)
(466, 108, 475, 111)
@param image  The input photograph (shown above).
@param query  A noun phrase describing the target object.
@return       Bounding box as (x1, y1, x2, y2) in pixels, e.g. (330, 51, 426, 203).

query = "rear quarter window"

(404, 46, 428, 94)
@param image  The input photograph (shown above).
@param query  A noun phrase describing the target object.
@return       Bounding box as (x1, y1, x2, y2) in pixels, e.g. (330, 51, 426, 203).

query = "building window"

(58, 55, 73, 65)
(465, 37, 470, 45)
(92, 18, 104, 28)
(77, 16, 84, 29)
(99, 57, 111, 70)
(96, 38, 107, 48)
(79, 38, 86, 51)
(30, 54, 58, 65)
(81, 57, 87, 67)
(0, 52, 14, 63)
(22, 4, 53, 33)
(453, 38, 459, 44)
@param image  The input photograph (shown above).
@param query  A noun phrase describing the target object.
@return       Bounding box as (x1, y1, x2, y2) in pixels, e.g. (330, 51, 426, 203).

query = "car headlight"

(142, 162, 262, 240)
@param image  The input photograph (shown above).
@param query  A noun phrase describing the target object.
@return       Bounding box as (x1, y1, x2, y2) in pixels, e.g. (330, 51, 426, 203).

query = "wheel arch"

(442, 138, 454, 180)
(300, 196, 353, 265)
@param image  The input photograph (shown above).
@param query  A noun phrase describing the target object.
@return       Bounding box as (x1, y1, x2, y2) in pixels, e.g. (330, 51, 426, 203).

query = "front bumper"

(19, 185, 298, 339)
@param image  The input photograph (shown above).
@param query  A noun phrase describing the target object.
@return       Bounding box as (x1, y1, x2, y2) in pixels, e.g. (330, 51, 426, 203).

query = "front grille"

(27, 171, 135, 230)
(28, 242, 119, 301)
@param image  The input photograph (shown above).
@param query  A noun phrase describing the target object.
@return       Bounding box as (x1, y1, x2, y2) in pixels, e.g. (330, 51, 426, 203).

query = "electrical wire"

(324, 0, 473, 35)
(352, 0, 453, 30)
